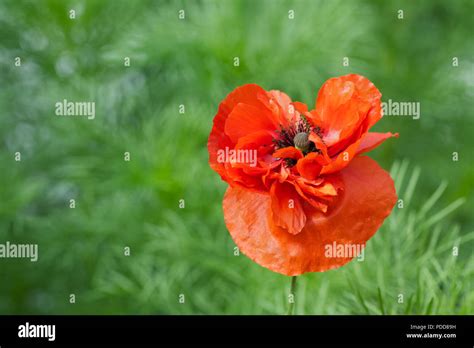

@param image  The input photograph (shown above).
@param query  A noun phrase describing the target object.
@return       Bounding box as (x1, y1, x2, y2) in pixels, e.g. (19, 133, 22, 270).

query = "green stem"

(287, 276, 298, 315)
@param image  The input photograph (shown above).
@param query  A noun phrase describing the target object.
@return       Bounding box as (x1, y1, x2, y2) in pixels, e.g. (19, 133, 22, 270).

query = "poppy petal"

(295, 178, 338, 198)
(308, 132, 331, 163)
(356, 132, 399, 155)
(269, 181, 306, 235)
(224, 103, 278, 143)
(292, 183, 329, 212)
(223, 156, 397, 275)
(320, 138, 362, 175)
(221, 84, 271, 112)
(208, 84, 272, 181)
(293, 101, 308, 113)
(272, 146, 303, 160)
(315, 74, 382, 147)
(266, 90, 298, 125)
(296, 152, 324, 180)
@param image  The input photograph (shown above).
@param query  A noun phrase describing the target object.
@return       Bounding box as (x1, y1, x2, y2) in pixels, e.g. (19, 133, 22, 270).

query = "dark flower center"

(273, 115, 323, 167)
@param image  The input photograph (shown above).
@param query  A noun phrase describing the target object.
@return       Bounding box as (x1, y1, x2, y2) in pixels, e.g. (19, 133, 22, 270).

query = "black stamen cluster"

(272, 115, 323, 167)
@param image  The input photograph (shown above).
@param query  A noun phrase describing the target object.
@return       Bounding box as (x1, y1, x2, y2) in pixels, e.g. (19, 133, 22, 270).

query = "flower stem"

(287, 276, 298, 315)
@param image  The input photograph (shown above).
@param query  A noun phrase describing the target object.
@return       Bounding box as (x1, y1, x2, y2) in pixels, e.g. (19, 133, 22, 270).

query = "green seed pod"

(293, 132, 309, 152)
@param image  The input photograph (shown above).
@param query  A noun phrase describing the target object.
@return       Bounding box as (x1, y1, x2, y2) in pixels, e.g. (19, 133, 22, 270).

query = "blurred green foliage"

(0, 0, 472, 314)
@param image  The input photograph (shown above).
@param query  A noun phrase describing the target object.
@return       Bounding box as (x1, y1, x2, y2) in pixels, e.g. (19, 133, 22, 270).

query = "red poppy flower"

(208, 74, 398, 276)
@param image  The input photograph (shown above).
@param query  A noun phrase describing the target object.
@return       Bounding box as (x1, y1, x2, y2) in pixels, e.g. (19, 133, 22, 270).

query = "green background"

(0, 0, 473, 314)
